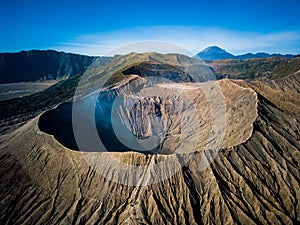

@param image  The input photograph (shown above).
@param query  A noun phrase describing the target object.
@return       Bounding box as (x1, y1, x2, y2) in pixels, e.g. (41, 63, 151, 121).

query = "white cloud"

(52, 26, 300, 56)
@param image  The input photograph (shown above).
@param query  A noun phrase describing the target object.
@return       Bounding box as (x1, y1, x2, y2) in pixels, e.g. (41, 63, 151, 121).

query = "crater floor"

(38, 79, 257, 154)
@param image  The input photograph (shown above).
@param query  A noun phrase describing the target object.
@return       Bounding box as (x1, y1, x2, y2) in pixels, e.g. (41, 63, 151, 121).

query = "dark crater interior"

(38, 94, 157, 153)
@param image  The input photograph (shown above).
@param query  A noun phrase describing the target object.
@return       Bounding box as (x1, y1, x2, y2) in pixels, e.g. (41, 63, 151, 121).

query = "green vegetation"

(212, 56, 300, 80)
(0, 69, 129, 122)
(121, 61, 194, 82)
(0, 75, 80, 120)
(104, 72, 126, 87)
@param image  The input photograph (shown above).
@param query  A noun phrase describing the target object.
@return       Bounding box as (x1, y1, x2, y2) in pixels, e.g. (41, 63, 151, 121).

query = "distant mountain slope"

(0, 49, 296, 84)
(237, 52, 294, 60)
(0, 50, 106, 83)
(197, 46, 295, 60)
(209, 56, 300, 80)
(197, 46, 235, 60)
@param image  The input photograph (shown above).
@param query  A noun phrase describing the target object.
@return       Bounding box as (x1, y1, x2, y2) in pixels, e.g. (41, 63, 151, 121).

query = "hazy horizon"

(0, 44, 299, 57)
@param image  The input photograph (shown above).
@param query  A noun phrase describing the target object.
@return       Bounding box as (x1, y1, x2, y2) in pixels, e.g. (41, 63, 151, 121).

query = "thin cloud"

(52, 26, 300, 56)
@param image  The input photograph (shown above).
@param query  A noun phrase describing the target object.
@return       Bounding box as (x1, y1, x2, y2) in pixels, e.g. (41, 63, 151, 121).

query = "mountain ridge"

(0, 50, 110, 83)
(0, 49, 297, 83)
(197, 46, 295, 60)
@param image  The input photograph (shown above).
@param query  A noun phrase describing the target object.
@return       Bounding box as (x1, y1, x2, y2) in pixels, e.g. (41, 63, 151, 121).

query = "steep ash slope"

(0, 76, 299, 224)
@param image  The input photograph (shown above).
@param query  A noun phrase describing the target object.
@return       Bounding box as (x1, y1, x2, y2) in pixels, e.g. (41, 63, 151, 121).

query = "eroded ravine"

(0, 78, 299, 224)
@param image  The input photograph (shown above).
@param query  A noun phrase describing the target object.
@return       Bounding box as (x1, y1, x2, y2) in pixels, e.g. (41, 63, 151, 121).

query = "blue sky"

(0, 0, 300, 55)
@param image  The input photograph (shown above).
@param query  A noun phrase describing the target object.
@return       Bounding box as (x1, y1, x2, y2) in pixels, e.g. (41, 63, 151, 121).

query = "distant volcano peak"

(196, 46, 295, 60)
(197, 46, 235, 60)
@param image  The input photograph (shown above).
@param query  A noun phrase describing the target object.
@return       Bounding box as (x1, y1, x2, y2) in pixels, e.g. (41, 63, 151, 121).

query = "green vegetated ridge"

(210, 56, 300, 80)
(0, 75, 80, 121)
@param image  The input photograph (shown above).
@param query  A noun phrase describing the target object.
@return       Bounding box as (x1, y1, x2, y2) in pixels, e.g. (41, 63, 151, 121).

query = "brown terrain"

(0, 53, 299, 224)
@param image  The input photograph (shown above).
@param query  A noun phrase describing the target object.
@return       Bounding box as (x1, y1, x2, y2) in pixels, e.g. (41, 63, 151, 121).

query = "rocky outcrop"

(129, 96, 174, 140)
